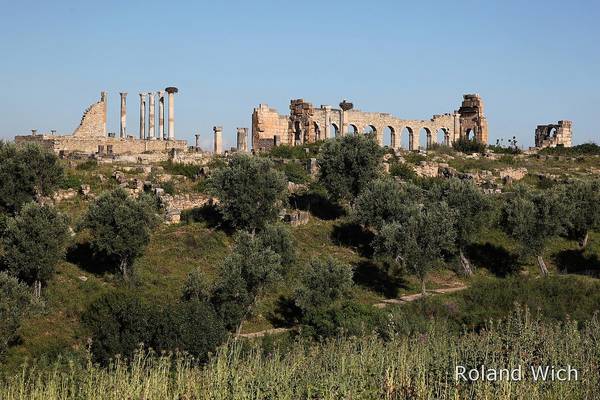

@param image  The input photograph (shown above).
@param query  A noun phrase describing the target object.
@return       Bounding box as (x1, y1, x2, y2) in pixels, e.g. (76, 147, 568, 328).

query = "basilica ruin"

(252, 94, 489, 151)
(15, 89, 188, 156)
(534, 120, 572, 149)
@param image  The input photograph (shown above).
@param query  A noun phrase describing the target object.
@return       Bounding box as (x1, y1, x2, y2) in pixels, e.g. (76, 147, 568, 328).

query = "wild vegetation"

(1, 138, 600, 398)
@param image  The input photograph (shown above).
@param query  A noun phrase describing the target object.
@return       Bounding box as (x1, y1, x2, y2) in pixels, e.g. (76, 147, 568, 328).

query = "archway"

(294, 121, 302, 145)
(330, 123, 339, 138)
(313, 122, 321, 141)
(363, 124, 377, 135)
(548, 127, 557, 137)
(465, 128, 475, 140)
(400, 127, 412, 150)
(419, 128, 430, 150)
(348, 124, 359, 135)
(383, 126, 395, 148)
(436, 128, 448, 146)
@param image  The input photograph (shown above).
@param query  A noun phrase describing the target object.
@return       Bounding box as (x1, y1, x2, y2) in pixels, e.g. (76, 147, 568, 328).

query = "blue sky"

(0, 0, 598, 149)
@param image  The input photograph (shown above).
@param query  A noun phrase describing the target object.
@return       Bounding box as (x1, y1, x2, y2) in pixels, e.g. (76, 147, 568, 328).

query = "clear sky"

(1, 0, 598, 149)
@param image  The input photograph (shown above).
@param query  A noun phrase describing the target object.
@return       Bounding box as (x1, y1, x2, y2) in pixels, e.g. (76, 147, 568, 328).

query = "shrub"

(75, 159, 98, 170)
(278, 162, 309, 184)
(452, 136, 487, 154)
(0, 272, 34, 357)
(540, 142, 600, 156)
(59, 173, 83, 190)
(302, 300, 387, 339)
(0, 142, 64, 213)
(1, 203, 69, 286)
(161, 161, 203, 179)
(389, 162, 416, 180)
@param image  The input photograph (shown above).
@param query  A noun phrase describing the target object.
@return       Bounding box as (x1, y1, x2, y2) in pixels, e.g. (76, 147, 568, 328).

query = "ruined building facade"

(15, 90, 187, 156)
(535, 120, 572, 148)
(252, 94, 488, 151)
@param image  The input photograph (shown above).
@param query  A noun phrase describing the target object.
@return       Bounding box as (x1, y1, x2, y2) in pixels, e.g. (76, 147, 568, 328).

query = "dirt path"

(236, 284, 469, 338)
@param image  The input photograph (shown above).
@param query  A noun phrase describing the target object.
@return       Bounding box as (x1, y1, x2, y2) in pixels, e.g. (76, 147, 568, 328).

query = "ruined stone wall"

(252, 104, 290, 151)
(73, 92, 107, 137)
(535, 120, 572, 148)
(253, 97, 473, 151)
(15, 135, 187, 155)
(457, 94, 488, 144)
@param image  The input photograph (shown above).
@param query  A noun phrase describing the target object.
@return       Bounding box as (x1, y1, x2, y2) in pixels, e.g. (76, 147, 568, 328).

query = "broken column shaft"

(158, 91, 165, 140)
(139, 93, 146, 139)
(165, 87, 178, 140)
(213, 126, 222, 155)
(119, 92, 127, 138)
(148, 92, 155, 139)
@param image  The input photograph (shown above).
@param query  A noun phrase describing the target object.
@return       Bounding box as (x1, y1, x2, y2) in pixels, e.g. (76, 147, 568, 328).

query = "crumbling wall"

(73, 92, 107, 137)
(535, 120, 572, 148)
(252, 104, 290, 151)
(457, 94, 488, 143)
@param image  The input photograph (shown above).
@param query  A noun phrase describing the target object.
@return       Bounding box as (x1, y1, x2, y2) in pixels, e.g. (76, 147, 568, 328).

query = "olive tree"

(0, 272, 34, 357)
(1, 203, 69, 292)
(374, 202, 456, 295)
(0, 142, 64, 213)
(560, 180, 600, 248)
(80, 188, 158, 280)
(500, 185, 567, 276)
(317, 134, 384, 205)
(430, 179, 492, 275)
(208, 155, 288, 233)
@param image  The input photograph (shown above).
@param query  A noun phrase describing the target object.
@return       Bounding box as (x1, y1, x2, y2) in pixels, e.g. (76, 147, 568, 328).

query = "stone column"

(148, 92, 155, 139)
(323, 105, 331, 139)
(119, 92, 127, 138)
(213, 126, 222, 155)
(101, 91, 107, 136)
(236, 128, 248, 152)
(158, 91, 165, 140)
(165, 87, 178, 140)
(195, 134, 201, 151)
(139, 93, 146, 140)
(453, 111, 461, 143)
(339, 100, 353, 137)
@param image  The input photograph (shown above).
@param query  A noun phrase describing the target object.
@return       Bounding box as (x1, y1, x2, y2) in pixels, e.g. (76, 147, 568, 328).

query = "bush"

(0, 272, 34, 357)
(1, 203, 69, 286)
(0, 142, 64, 213)
(59, 173, 83, 190)
(540, 142, 600, 156)
(278, 162, 309, 184)
(83, 291, 227, 365)
(389, 162, 416, 180)
(75, 159, 98, 170)
(161, 161, 203, 179)
(302, 300, 387, 339)
(452, 136, 487, 154)
(267, 141, 323, 160)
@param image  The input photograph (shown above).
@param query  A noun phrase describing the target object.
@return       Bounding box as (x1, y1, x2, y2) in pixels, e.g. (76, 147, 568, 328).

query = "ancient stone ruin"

(252, 94, 488, 151)
(535, 120, 572, 148)
(15, 89, 188, 156)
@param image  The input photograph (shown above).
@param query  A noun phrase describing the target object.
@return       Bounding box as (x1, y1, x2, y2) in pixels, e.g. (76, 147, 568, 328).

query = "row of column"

(118, 87, 178, 140)
(193, 127, 248, 155)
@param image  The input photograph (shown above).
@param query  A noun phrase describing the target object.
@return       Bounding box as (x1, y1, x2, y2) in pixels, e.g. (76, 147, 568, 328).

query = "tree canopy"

(0, 142, 64, 213)
(208, 155, 288, 232)
(317, 135, 383, 204)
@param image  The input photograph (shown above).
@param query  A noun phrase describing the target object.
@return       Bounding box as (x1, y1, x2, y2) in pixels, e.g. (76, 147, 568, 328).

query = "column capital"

(158, 90, 165, 97)
(213, 126, 223, 133)
(139, 92, 145, 98)
(120, 92, 128, 97)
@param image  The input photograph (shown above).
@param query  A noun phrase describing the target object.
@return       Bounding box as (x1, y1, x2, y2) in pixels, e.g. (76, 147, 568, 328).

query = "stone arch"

(400, 127, 413, 150)
(348, 124, 359, 135)
(435, 128, 447, 146)
(548, 127, 558, 137)
(363, 124, 377, 135)
(294, 120, 303, 145)
(330, 122, 339, 138)
(313, 122, 321, 141)
(383, 126, 396, 148)
(465, 128, 475, 140)
(420, 127, 431, 150)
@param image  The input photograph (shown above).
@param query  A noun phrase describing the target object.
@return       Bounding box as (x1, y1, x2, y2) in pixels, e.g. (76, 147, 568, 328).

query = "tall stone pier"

(213, 126, 222, 155)
(195, 134, 201, 151)
(237, 128, 248, 152)
(148, 92, 155, 139)
(139, 93, 146, 139)
(165, 87, 178, 140)
(158, 91, 165, 140)
(119, 92, 127, 138)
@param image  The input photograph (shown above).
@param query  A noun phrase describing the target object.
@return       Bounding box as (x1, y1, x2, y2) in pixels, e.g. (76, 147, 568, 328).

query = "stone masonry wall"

(73, 93, 107, 137)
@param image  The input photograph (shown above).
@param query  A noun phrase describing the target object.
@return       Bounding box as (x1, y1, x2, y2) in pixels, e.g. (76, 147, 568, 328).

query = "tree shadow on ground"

(465, 243, 521, 277)
(66, 242, 118, 275)
(352, 260, 408, 298)
(180, 204, 235, 235)
(266, 296, 302, 328)
(554, 249, 600, 277)
(289, 192, 345, 220)
(331, 222, 374, 258)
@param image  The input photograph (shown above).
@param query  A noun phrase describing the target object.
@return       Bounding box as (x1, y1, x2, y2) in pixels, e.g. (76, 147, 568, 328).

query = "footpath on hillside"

(236, 284, 468, 338)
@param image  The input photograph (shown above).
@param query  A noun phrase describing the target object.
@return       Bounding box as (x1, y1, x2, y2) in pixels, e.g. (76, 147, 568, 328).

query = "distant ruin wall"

(73, 92, 107, 137)
(535, 120, 572, 148)
(252, 94, 488, 151)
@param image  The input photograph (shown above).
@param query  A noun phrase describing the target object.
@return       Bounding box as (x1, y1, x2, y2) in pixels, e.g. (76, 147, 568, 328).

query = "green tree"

(500, 185, 567, 276)
(257, 223, 295, 267)
(317, 135, 383, 204)
(560, 180, 600, 248)
(211, 232, 282, 332)
(80, 188, 158, 280)
(208, 155, 288, 232)
(374, 202, 456, 295)
(294, 258, 354, 315)
(0, 142, 64, 213)
(1, 203, 69, 290)
(353, 178, 422, 232)
(0, 272, 34, 357)
(430, 179, 492, 275)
